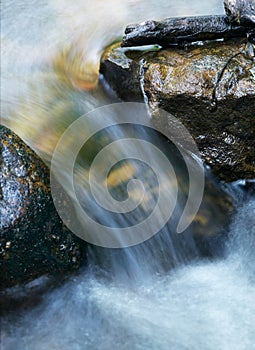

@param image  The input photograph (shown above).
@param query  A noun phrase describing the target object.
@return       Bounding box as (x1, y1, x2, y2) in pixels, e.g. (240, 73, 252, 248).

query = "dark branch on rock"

(121, 15, 253, 48)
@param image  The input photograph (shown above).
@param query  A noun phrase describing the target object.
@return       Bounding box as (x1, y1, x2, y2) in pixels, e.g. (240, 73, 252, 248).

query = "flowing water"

(1, 0, 224, 162)
(1, 1, 255, 349)
(1, 197, 255, 350)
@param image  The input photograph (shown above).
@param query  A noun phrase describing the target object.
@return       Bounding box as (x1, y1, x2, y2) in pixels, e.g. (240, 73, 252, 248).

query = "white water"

(2, 198, 255, 350)
(1, 1, 255, 349)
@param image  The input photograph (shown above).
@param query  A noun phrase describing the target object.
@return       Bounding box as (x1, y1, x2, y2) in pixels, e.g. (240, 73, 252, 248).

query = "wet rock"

(121, 15, 250, 48)
(224, 0, 255, 27)
(121, 1, 255, 48)
(100, 39, 255, 181)
(100, 43, 145, 102)
(0, 126, 86, 289)
(190, 173, 235, 256)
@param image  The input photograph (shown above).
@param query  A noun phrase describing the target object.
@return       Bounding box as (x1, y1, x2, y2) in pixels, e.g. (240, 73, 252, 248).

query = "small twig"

(211, 51, 243, 109)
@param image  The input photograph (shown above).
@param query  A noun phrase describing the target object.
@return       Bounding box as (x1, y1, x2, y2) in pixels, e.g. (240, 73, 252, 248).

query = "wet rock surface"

(224, 0, 255, 27)
(122, 0, 255, 48)
(0, 125, 86, 289)
(100, 39, 255, 181)
(121, 15, 251, 48)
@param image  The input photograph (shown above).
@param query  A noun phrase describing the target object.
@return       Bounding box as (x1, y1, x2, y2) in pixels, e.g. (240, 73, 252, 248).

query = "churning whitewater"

(1, 198, 255, 350)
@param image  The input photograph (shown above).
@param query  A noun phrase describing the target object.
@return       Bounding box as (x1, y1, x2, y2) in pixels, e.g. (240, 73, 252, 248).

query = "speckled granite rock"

(0, 125, 86, 289)
(100, 39, 255, 181)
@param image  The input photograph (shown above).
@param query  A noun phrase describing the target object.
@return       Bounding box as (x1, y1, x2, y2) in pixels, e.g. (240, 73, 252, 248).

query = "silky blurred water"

(1, 1, 255, 350)
(1, 198, 255, 350)
(1, 0, 224, 162)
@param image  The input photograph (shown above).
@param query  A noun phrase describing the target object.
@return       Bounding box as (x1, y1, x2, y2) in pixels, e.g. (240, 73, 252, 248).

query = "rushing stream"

(1, 0, 255, 349)
(1, 197, 255, 350)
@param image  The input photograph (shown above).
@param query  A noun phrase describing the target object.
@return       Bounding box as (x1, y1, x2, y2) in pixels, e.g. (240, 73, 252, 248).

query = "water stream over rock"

(1, 0, 254, 349)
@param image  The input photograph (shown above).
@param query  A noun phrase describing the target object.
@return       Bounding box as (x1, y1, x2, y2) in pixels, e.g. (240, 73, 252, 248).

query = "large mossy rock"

(100, 39, 255, 181)
(0, 125, 86, 289)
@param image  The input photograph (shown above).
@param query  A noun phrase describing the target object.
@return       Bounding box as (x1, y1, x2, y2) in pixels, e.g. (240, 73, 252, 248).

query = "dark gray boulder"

(0, 125, 86, 289)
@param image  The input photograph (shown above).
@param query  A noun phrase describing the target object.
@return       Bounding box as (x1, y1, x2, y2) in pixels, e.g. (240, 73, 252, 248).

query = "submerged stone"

(100, 39, 255, 181)
(0, 126, 86, 289)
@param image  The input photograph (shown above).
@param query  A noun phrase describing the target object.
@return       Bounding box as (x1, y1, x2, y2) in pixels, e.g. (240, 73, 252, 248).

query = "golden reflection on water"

(1, 0, 224, 161)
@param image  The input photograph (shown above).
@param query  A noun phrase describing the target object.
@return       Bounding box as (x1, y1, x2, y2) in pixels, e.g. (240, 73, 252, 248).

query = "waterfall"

(2, 1, 254, 350)
(50, 103, 202, 280)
